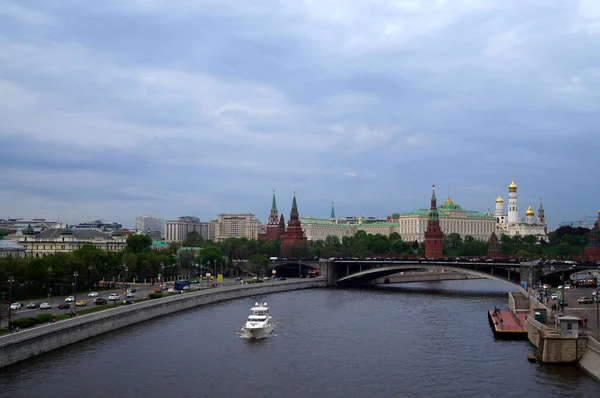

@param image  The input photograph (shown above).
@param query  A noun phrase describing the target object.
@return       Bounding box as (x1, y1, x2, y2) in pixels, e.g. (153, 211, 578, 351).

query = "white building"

(0, 240, 26, 258)
(494, 179, 547, 240)
(214, 214, 262, 242)
(165, 216, 203, 243)
(135, 215, 166, 239)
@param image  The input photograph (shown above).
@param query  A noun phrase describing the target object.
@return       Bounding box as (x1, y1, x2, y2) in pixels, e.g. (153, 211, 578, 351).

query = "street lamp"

(88, 265, 93, 293)
(596, 270, 599, 341)
(47, 266, 52, 298)
(8, 276, 14, 331)
(73, 272, 78, 313)
(160, 262, 165, 285)
(298, 259, 302, 279)
(123, 266, 128, 289)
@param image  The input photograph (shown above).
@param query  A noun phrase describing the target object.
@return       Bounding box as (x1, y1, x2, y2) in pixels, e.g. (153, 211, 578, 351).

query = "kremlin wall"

(261, 179, 551, 257)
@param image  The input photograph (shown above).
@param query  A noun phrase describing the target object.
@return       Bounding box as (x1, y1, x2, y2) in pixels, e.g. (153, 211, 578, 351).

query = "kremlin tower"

(280, 192, 307, 258)
(424, 185, 444, 259)
(584, 211, 600, 262)
(264, 190, 284, 242)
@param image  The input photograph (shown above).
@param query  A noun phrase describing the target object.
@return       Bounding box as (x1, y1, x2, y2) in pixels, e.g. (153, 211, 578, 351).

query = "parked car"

(10, 302, 24, 310)
(27, 302, 40, 309)
(108, 294, 120, 301)
(578, 297, 594, 304)
(88, 292, 98, 297)
(58, 303, 70, 309)
(65, 296, 75, 302)
(94, 298, 107, 305)
(75, 300, 87, 307)
(39, 302, 52, 309)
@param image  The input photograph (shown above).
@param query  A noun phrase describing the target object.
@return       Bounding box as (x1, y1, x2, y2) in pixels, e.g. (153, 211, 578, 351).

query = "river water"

(0, 280, 598, 398)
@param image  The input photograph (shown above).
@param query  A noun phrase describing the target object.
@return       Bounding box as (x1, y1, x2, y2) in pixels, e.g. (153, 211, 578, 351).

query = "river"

(0, 279, 597, 397)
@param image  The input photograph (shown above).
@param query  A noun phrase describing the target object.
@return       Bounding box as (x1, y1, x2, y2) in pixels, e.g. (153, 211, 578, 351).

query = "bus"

(174, 279, 191, 290)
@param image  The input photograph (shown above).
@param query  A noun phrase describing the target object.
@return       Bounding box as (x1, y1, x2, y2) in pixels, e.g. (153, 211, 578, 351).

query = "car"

(88, 292, 98, 297)
(39, 302, 52, 309)
(577, 297, 594, 304)
(211, 283, 220, 287)
(94, 298, 107, 305)
(550, 293, 558, 300)
(278, 277, 287, 281)
(108, 294, 120, 301)
(235, 277, 243, 281)
(10, 302, 23, 310)
(58, 303, 70, 309)
(27, 302, 40, 309)
(75, 300, 87, 307)
(182, 285, 191, 290)
(558, 299, 568, 307)
(263, 277, 270, 281)
(127, 287, 136, 293)
(65, 296, 75, 302)
(126, 291, 135, 298)
(167, 288, 175, 293)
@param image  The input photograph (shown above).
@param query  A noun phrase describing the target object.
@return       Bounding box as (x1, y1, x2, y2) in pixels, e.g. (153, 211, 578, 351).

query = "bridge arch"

(336, 264, 521, 287)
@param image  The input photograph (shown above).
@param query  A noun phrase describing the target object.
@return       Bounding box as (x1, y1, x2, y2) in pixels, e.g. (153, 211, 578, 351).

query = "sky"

(1, 0, 599, 229)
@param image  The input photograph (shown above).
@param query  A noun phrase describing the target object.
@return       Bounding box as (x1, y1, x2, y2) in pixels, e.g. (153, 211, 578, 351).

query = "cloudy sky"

(1, 0, 599, 229)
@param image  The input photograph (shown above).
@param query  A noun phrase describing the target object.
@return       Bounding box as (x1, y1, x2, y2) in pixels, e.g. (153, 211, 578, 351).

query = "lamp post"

(561, 270, 565, 316)
(73, 272, 78, 313)
(160, 262, 165, 285)
(596, 271, 599, 341)
(298, 259, 302, 279)
(47, 266, 52, 299)
(191, 261, 194, 280)
(88, 265, 93, 293)
(8, 276, 14, 330)
(123, 266, 128, 289)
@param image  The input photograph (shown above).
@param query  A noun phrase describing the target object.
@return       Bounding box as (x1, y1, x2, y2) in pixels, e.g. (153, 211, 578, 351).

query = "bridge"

(240, 258, 598, 288)
(323, 259, 598, 288)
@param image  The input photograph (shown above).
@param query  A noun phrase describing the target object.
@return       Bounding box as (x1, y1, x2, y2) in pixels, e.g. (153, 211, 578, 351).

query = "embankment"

(0, 279, 326, 369)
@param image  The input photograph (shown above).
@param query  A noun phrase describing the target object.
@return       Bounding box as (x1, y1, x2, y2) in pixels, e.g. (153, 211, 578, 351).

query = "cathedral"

(494, 179, 548, 241)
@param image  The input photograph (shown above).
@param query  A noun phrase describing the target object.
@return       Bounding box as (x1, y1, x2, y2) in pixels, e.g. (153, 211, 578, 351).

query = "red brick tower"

(264, 190, 283, 242)
(584, 210, 600, 262)
(487, 231, 501, 260)
(424, 184, 444, 259)
(280, 192, 307, 258)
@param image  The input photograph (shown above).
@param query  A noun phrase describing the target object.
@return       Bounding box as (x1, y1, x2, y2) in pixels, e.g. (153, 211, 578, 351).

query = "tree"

(248, 254, 268, 277)
(183, 231, 204, 247)
(126, 234, 152, 254)
(556, 242, 572, 256)
(196, 246, 223, 275)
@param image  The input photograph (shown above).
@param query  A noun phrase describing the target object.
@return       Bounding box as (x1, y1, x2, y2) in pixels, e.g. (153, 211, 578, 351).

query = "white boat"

(241, 301, 274, 338)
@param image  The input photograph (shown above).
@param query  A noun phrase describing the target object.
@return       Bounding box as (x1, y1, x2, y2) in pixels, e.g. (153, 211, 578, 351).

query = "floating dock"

(488, 310, 528, 340)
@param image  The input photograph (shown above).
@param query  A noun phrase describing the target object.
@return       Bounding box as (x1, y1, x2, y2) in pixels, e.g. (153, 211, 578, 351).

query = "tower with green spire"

(330, 202, 336, 223)
(424, 184, 444, 259)
(281, 191, 307, 257)
(264, 190, 284, 242)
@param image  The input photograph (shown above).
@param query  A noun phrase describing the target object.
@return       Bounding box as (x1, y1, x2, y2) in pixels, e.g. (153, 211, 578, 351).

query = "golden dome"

(509, 179, 517, 190)
(358, 216, 364, 220)
(444, 196, 454, 205)
(495, 196, 504, 203)
(526, 206, 534, 216)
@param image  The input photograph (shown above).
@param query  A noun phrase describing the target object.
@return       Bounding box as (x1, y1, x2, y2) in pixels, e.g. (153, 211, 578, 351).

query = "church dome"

(22, 224, 35, 235)
(443, 196, 454, 205)
(495, 196, 504, 203)
(358, 216, 364, 220)
(526, 206, 534, 216)
(61, 226, 74, 235)
(509, 179, 517, 190)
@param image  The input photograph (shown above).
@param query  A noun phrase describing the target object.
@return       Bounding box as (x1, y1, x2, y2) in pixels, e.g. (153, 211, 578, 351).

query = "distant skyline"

(1, 1, 599, 229)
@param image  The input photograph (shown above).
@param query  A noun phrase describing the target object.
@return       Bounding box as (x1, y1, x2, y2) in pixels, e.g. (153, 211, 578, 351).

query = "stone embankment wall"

(375, 271, 480, 284)
(579, 337, 600, 381)
(0, 280, 326, 369)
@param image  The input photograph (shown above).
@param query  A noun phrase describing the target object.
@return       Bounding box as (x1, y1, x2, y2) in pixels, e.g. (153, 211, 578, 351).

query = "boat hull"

(241, 323, 275, 339)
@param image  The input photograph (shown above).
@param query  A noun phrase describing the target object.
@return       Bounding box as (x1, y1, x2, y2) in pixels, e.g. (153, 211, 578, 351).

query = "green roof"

(177, 247, 203, 252)
(439, 203, 463, 212)
(152, 240, 169, 247)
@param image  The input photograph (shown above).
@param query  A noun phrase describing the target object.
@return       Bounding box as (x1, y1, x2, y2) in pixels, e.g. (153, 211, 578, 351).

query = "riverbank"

(0, 279, 326, 369)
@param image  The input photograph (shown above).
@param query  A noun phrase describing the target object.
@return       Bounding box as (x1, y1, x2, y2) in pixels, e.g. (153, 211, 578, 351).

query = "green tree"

(248, 254, 269, 277)
(183, 231, 204, 247)
(126, 234, 152, 254)
(197, 246, 223, 275)
(556, 242, 572, 256)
